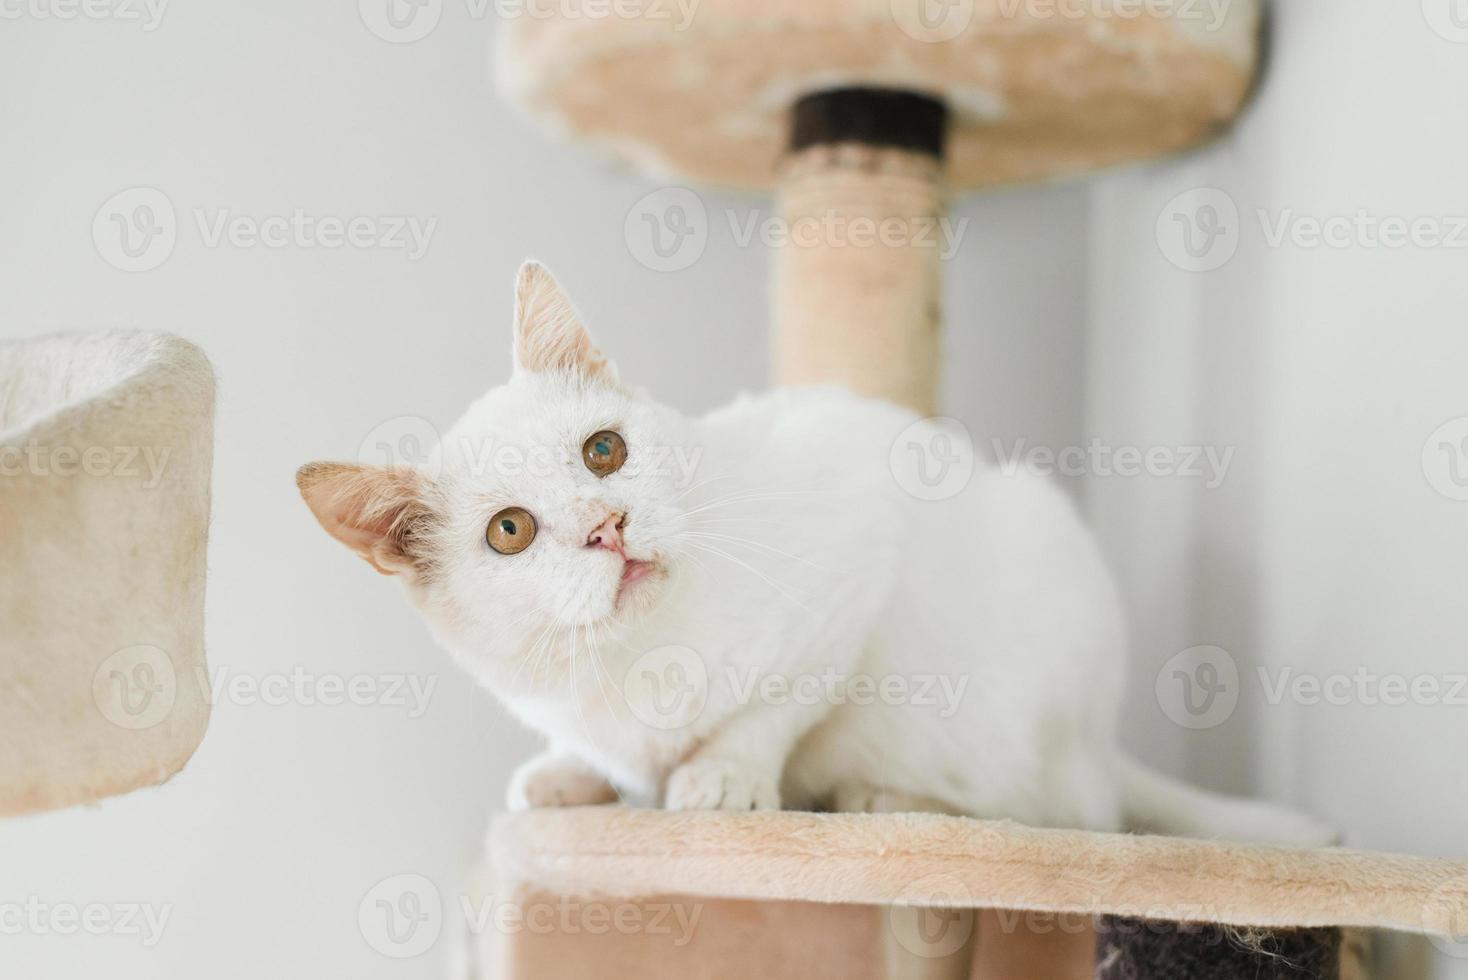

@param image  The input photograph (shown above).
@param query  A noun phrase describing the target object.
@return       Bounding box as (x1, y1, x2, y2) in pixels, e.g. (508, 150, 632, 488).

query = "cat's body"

(480, 385, 1125, 828)
(299, 262, 1332, 846)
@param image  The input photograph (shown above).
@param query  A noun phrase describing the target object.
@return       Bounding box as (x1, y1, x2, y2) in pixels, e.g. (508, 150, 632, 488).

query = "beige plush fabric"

(498, 0, 1261, 191)
(0, 331, 215, 816)
(487, 809, 1468, 937)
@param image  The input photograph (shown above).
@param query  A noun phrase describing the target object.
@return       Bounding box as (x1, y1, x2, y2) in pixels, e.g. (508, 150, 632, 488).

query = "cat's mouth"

(621, 560, 655, 588)
(615, 557, 663, 610)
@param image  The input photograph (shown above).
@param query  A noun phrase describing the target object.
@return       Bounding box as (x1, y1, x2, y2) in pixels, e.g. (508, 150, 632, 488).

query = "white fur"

(305, 264, 1333, 847)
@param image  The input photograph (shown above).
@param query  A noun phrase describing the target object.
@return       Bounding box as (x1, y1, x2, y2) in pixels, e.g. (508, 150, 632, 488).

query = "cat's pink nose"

(586, 513, 626, 554)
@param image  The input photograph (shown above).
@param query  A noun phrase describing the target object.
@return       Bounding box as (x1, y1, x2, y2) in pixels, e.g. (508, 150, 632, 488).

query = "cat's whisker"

(686, 515, 782, 527)
(566, 627, 599, 748)
(524, 620, 562, 694)
(683, 487, 826, 508)
(671, 472, 736, 503)
(680, 529, 838, 574)
(684, 540, 813, 612)
(507, 618, 553, 694)
(584, 621, 622, 722)
(679, 487, 829, 519)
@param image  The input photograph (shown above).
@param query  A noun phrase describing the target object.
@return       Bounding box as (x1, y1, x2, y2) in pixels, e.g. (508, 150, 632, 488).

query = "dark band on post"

(789, 88, 949, 159)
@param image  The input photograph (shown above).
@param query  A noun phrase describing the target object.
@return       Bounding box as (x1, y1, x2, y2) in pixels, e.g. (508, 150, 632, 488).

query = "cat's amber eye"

(487, 507, 536, 555)
(582, 430, 627, 478)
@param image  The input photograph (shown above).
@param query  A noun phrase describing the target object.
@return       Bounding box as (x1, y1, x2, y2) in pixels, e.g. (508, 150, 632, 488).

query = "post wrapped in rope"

(774, 90, 949, 414)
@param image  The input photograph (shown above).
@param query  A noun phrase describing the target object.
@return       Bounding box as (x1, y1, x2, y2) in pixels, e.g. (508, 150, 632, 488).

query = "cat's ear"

(296, 462, 438, 578)
(512, 260, 618, 384)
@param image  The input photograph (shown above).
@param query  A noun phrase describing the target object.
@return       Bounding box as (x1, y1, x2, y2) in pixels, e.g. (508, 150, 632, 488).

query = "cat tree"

(0, 332, 214, 815)
(472, 2, 1468, 977)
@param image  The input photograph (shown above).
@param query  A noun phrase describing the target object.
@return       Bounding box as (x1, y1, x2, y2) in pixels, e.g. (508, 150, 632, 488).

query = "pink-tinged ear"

(296, 462, 437, 578)
(513, 260, 618, 384)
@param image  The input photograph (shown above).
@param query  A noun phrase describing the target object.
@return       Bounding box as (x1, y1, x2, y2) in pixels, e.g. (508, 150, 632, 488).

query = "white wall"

(1088, 2, 1468, 976)
(0, 6, 1088, 978)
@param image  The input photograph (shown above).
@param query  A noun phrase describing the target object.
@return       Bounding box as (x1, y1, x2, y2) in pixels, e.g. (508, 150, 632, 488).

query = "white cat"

(298, 261, 1332, 846)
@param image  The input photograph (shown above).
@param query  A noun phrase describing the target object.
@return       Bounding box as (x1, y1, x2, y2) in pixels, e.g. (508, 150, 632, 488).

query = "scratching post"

(475, 5, 1468, 979)
(775, 90, 947, 413)
(500, 0, 1264, 408)
(0, 332, 214, 816)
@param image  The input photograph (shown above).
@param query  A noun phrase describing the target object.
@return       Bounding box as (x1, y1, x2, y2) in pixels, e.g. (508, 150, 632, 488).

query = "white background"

(1, 1, 1464, 977)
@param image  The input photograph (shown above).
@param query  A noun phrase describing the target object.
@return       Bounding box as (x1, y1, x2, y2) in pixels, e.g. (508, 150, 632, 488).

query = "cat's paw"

(665, 759, 779, 812)
(506, 757, 619, 811)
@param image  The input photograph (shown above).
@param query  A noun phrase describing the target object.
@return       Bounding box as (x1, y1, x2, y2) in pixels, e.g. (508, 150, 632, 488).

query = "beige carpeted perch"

(469, 809, 1466, 980)
(0, 331, 215, 816)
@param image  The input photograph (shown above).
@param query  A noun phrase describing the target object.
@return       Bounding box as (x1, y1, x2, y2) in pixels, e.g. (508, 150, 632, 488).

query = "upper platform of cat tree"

(495, 0, 1264, 191)
(486, 807, 1466, 938)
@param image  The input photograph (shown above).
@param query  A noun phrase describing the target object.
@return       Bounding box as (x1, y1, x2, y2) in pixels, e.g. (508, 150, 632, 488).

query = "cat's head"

(297, 262, 702, 661)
